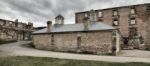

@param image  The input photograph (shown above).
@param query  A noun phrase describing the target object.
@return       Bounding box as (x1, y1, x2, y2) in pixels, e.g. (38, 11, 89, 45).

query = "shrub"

(0, 39, 17, 44)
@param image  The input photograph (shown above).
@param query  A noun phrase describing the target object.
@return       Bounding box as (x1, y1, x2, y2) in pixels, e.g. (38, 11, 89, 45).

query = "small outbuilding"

(32, 15, 120, 55)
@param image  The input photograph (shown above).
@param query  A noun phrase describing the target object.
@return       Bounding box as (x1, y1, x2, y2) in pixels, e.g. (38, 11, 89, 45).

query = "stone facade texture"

(0, 19, 33, 40)
(75, 3, 150, 49)
(33, 31, 120, 54)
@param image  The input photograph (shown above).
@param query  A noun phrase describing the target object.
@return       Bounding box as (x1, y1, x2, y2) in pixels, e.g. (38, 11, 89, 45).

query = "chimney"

(28, 22, 33, 30)
(15, 19, 18, 22)
(15, 19, 18, 27)
(83, 17, 90, 30)
(47, 21, 52, 32)
(89, 9, 96, 21)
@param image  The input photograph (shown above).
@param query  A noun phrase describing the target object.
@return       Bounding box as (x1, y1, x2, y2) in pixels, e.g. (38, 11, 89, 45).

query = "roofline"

(0, 19, 14, 23)
(32, 29, 116, 35)
(75, 3, 150, 14)
(0, 18, 31, 25)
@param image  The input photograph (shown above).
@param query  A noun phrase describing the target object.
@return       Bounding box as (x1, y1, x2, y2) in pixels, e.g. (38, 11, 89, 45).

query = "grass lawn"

(0, 56, 150, 66)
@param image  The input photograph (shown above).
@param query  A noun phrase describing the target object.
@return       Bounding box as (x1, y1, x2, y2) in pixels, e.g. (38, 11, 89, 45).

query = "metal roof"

(33, 21, 116, 34)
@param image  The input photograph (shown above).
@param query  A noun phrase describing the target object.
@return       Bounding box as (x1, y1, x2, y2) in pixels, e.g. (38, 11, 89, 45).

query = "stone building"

(0, 19, 33, 41)
(75, 3, 150, 49)
(33, 15, 120, 55)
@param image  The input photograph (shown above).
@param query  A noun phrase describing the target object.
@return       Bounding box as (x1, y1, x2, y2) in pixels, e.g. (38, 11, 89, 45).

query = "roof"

(55, 14, 64, 19)
(33, 21, 116, 34)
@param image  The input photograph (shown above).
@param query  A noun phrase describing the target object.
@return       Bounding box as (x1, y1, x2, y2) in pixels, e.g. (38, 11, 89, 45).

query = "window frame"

(130, 17, 136, 25)
(98, 11, 103, 17)
(113, 9, 118, 16)
(112, 18, 119, 26)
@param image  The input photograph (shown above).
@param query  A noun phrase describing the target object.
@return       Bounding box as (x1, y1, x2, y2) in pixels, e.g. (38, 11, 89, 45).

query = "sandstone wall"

(76, 5, 147, 38)
(80, 32, 112, 53)
(53, 33, 77, 51)
(75, 4, 149, 49)
(33, 31, 117, 54)
(0, 19, 33, 41)
(33, 34, 52, 50)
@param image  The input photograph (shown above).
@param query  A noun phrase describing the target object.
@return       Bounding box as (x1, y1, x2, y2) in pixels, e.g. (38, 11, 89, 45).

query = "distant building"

(0, 19, 33, 40)
(75, 3, 150, 49)
(33, 15, 120, 55)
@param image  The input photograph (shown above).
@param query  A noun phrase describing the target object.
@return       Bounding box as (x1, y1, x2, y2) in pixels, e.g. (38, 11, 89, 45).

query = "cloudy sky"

(0, 0, 150, 27)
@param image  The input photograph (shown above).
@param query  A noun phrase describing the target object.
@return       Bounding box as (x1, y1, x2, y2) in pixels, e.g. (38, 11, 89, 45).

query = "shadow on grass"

(0, 56, 150, 66)
(0, 39, 17, 45)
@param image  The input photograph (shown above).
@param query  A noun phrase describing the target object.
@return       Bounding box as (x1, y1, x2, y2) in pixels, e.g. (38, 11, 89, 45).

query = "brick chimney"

(15, 19, 18, 27)
(47, 21, 52, 32)
(83, 17, 90, 30)
(28, 22, 33, 30)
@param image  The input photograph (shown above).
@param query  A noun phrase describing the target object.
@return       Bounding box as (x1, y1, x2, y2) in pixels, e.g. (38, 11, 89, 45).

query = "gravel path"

(0, 41, 150, 63)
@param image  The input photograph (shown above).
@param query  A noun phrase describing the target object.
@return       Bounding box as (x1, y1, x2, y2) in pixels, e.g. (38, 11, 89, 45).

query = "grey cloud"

(0, 0, 150, 27)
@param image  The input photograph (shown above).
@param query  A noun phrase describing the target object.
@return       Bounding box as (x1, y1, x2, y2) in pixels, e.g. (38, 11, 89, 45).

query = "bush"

(0, 39, 17, 44)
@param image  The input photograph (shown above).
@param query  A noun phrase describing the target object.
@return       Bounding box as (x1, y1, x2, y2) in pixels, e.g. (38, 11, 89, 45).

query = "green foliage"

(0, 56, 149, 66)
(0, 39, 17, 44)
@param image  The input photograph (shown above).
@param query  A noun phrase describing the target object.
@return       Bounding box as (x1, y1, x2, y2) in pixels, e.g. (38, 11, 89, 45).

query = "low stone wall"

(33, 31, 115, 54)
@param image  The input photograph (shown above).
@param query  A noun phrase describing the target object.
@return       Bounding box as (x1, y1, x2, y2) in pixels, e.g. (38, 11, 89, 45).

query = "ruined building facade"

(0, 19, 33, 41)
(75, 3, 150, 49)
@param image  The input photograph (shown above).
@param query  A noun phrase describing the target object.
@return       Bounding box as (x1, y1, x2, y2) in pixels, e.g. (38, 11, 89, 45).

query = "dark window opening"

(123, 37, 129, 45)
(51, 35, 54, 45)
(130, 17, 136, 25)
(129, 27, 137, 39)
(98, 19, 103, 22)
(113, 19, 119, 26)
(77, 36, 81, 49)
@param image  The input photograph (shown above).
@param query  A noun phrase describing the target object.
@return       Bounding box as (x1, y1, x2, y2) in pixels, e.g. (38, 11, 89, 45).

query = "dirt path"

(118, 50, 150, 58)
(0, 41, 150, 63)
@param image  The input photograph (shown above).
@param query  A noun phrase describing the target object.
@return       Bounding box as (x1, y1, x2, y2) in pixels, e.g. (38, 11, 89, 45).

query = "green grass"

(0, 39, 17, 45)
(0, 56, 149, 66)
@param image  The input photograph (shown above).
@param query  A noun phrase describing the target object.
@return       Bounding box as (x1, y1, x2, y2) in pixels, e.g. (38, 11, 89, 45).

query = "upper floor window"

(9, 22, 13, 27)
(131, 8, 135, 14)
(130, 17, 136, 25)
(113, 10, 118, 16)
(98, 11, 102, 17)
(84, 13, 88, 17)
(113, 19, 119, 26)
